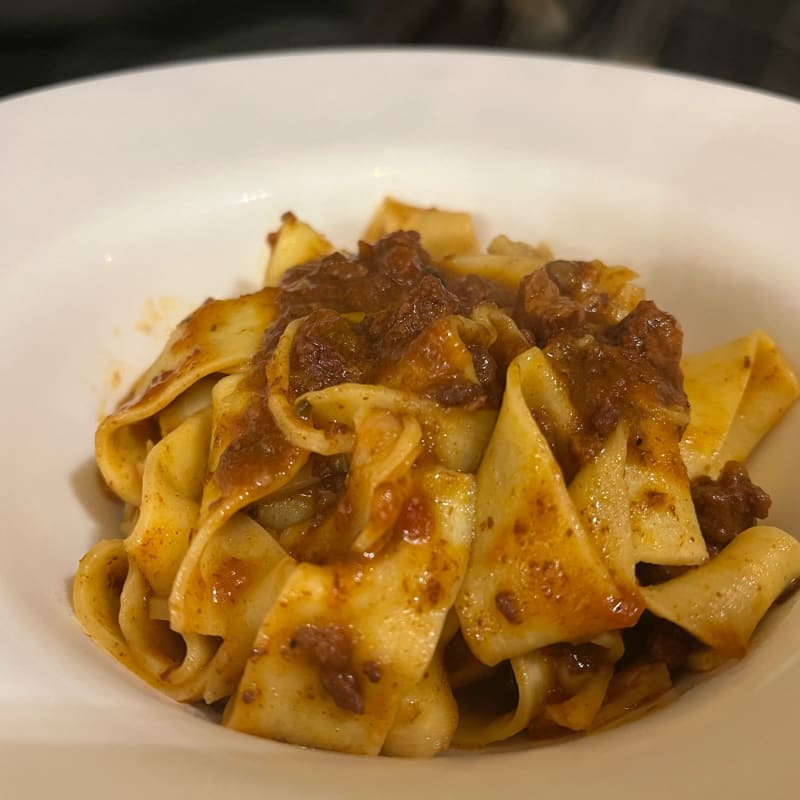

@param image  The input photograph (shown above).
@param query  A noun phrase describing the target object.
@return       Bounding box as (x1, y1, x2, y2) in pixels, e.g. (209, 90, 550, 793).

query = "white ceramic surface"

(1, 50, 798, 799)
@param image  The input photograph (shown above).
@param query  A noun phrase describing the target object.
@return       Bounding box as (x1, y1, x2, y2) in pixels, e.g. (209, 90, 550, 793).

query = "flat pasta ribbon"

(456, 348, 641, 666)
(225, 468, 475, 755)
(382, 652, 459, 757)
(96, 290, 278, 504)
(453, 652, 552, 748)
(681, 330, 800, 479)
(363, 196, 479, 261)
(641, 525, 800, 657)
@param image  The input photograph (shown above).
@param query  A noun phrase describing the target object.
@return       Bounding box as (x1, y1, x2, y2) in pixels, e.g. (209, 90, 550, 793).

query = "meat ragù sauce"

(259, 233, 688, 443)
(263, 231, 514, 409)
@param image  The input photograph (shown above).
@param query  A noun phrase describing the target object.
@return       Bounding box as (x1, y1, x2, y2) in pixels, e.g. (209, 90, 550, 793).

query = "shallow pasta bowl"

(1, 49, 799, 798)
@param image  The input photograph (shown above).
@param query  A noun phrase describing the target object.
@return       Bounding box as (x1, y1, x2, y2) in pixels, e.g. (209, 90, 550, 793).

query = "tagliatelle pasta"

(74, 197, 800, 756)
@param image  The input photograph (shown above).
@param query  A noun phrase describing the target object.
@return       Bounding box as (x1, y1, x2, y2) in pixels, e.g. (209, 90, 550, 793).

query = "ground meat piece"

(292, 623, 364, 714)
(362, 661, 382, 683)
(307, 453, 349, 512)
(514, 267, 586, 346)
(621, 611, 700, 672)
(545, 260, 610, 318)
(395, 493, 434, 543)
(310, 452, 349, 491)
(443, 272, 517, 312)
(494, 590, 522, 624)
(453, 660, 519, 718)
(513, 259, 629, 347)
(257, 230, 526, 409)
(644, 617, 698, 671)
(587, 393, 622, 441)
(545, 642, 606, 675)
(600, 299, 687, 411)
(635, 562, 688, 586)
(466, 340, 501, 407)
(544, 300, 688, 466)
(432, 380, 487, 408)
(357, 229, 432, 286)
(375, 273, 462, 358)
(691, 461, 771, 551)
(214, 372, 300, 493)
(289, 309, 374, 396)
(278, 232, 433, 324)
(543, 259, 590, 295)
(280, 252, 380, 312)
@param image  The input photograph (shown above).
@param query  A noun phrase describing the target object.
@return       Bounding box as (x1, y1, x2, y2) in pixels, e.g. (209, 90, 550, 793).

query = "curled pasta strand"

(452, 652, 552, 748)
(349, 411, 423, 554)
(266, 317, 354, 455)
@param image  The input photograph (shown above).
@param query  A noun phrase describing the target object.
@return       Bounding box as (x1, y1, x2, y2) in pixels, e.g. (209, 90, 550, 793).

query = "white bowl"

(1, 50, 798, 799)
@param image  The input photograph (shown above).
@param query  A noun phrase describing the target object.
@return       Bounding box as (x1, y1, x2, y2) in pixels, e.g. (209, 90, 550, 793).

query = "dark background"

(2, 0, 799, 100)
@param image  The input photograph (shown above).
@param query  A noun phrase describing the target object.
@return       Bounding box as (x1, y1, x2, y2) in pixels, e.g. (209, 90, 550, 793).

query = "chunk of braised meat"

(514, 267, 586, 346)
(292, 623, 364, 714)
(466, 340, 501, 407)
(544, 642, 606, 674)
(276, 231, 435, 328)
(691, 461, 771, 554)
(646, 620, 698, 671)
(442, 272, 517, 312)
(545, 260, 614, 317)
(264, 231, 514, 409)
(429, 380, 487, 409)
(309, 452, 349, 500)
(513, 260, 623, 346)
(544, 300, 688, 465)
(600, 299, 687, 411)
(621, 611, 700, 672)
(366, 273, 462, 359)
(543, 259, 589, 295)
(289, 309, 374, 396)
(452, 660, 519, 717)
(279, 252, 376, 315)
(357, 229, 434, 286)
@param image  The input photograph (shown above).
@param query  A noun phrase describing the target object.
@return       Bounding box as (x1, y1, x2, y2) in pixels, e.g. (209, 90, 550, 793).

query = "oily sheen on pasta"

(74, 197, 800, 756)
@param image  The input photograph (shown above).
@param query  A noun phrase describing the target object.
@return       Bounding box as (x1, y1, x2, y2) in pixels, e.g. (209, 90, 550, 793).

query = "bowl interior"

(1, 52, 799, 799)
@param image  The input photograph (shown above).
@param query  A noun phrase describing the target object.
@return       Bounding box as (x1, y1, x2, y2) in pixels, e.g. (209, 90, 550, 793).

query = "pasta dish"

(73, 198, 800, 756)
